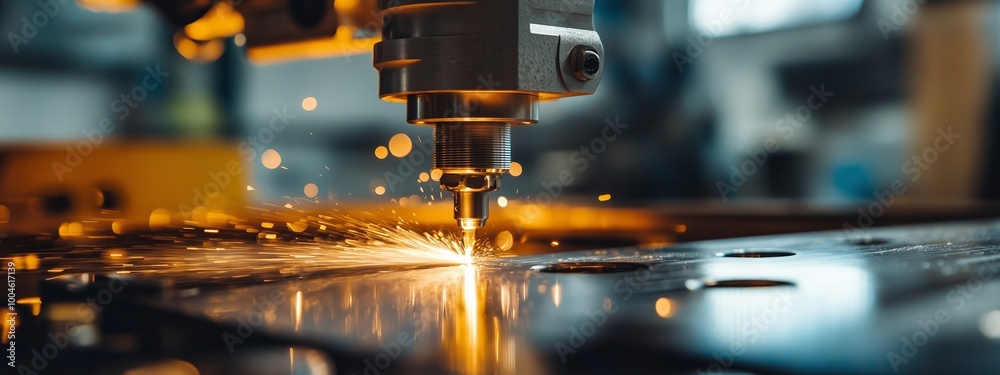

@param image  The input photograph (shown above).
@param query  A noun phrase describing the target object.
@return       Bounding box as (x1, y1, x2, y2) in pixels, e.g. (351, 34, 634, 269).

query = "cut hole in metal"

(850, 238, 890, 246)
(705, 280, 794, 288)
(530, 262, 647, 274)
(718, 250, 796, 258)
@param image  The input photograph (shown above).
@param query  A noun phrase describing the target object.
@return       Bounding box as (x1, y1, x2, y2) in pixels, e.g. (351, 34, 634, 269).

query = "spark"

(388, 134, 413, 157)
(302, 97, 318, 111)
(37, 209, 489, 285)
(509, 162, 523, 177)
(262, 149, 282, 169)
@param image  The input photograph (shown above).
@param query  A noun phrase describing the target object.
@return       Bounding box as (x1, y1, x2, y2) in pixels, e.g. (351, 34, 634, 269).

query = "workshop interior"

(2, 0, 1000, 374)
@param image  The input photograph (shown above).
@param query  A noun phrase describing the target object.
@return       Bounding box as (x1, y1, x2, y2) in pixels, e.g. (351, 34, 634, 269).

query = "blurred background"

(1, 0, 999, 233)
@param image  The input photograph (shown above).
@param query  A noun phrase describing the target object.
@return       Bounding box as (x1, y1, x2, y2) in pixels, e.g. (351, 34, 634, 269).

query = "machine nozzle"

(434, 122, 510, 252)
(450, 182, 495, 255)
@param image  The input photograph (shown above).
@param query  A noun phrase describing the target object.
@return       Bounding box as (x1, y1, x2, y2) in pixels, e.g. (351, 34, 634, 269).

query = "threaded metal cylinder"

(433, 122, 511, 171)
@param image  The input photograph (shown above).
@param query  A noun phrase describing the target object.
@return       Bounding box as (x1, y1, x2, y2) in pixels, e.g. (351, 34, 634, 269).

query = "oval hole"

(706, 279, 794, 288)
(718, 250, 795, 258)
(849, 237, 890, 246)
(530, 262, 647, 274)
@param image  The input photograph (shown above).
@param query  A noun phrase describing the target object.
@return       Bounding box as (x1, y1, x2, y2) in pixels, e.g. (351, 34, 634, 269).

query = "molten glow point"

(598, 194, 612, 202)
(262, 149, 282, 169)
(375, 146, 389, 160)
(374, 186, 386, 195)
(462, 229, 476, 258)
(302, 97, 318, 111)
(304, 183, 319, 198)
(656, 297, 673, 318)
(509, 162, 523, 177)
(497, 196, 508, 208)
(388, 134, 413, 157)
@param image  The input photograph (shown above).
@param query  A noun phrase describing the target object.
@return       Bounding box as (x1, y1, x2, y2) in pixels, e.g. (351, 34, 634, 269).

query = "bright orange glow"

(374, 186, 387, 196)
(509, 162, 523, 177)
(287, 222, 308, 233)
(598, 194, 612, 202)
(262, 149, 282, 169)
(388, 134, 413, 157)
(301, 97, 318, 111)
(76, 0, 139, 13)
(419, 172, 430, 182)
(550, 241, 560, 247)
(655, 297, 674, 318)
(184, 1, 244, 41)
(149, 209, 171, 228)
(375, 146, 389, 160)
(304, 183, 319, 198)
(497, 196, 508, 208)
(111, 221, 125, 235)
(495, 231, 514, 251)
(16, 297, 41, 305)
(23, 254, 39, 270)
(294, 291, 303, 331)
(173, 32, 225, 62)
(675, 224, 688, 233)
(431, 169, 444, 181)
(247, 26, 379, 65)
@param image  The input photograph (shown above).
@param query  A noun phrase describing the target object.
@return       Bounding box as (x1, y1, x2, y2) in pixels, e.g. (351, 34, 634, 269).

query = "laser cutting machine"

(5, 1, 1000, 374)
(110, 0, 605, 247)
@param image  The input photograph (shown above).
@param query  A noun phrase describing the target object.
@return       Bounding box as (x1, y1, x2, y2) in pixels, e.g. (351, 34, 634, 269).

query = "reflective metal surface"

(125, 220, 1000, 374)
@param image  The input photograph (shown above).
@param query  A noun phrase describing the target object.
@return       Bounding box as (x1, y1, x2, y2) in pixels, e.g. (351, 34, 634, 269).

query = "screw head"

(572, 47, 601, 81)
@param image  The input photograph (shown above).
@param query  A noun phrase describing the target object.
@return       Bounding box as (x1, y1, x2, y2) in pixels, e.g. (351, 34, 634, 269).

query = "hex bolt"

(572, 46, 601, 81)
